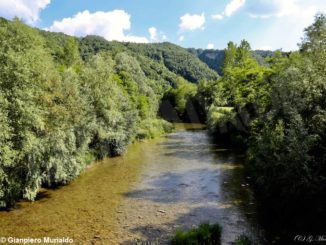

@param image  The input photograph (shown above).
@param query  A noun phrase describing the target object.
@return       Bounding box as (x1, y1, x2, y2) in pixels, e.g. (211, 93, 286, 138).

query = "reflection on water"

(0, 123, 264, 244)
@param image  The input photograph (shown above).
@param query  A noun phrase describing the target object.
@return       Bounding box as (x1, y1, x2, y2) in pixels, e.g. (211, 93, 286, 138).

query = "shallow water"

(0, 124, 264, 244)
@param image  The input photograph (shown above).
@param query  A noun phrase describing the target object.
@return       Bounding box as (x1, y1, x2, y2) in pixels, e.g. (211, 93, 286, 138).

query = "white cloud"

(212, 0, 245, 20)
(224, 0, 246, 17)
(48, 10, 149, 43)
(247, 0, 298, 18)
(212, 14, 224, 20)
(179, 35, 185, 42)
(179, 13, 205, 31)
(149, 27, 157, 41)
(148, 27, 167, 42)
(249, 1, 326, 51)
(0, 0, 50, 24)
(207, 43, 215, 49)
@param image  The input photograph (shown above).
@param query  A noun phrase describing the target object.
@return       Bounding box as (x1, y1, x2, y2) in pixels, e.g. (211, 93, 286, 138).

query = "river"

(0, 124, 264, 244)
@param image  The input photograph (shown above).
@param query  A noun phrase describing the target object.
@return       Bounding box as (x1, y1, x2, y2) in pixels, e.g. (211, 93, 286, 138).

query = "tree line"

(1, 18, 199, 208)
(195, 14, 326, 238)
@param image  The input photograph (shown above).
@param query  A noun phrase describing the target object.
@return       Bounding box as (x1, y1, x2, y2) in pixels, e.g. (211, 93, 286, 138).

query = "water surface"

(0, 124, 263, 244)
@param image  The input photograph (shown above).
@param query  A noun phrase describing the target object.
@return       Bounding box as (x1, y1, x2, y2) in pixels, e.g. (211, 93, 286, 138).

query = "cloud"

(224, 0, 246, 17)
(249, 1, 326, 51)
(212, 14, 224, 20)
(179, 35, 185, 42)
(48, 10, 149, 43)
(148, 27, 167, 42)
(212, 0, 245, 20)
(0, 0, 50, 24)
(207, 43, 215, 49)
(179, 13, 205, 31)
(247, 0, 298, 18)
(149, 27, 157, 41)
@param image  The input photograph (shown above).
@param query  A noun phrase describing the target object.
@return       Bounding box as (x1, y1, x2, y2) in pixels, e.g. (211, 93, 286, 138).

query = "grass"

(171, 223, 222, 245)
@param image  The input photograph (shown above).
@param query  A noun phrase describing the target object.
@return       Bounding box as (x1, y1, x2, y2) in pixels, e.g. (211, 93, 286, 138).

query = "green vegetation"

(234, 235, 252, 245)
(171, 224, 253, 245)
(197, 39, 272, 146)
(188, 48, 277, 75)
(161, 77, 203, 122)
(200, 14, 326, 227)
(171, 223, 222, 245)
(78, 35, 218, 84)
(1, 18, 197, 208)
(247, 14, 326, 220)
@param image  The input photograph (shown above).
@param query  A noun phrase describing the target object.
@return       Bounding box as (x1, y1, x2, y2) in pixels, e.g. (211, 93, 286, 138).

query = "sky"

(0, 0, 325, 51)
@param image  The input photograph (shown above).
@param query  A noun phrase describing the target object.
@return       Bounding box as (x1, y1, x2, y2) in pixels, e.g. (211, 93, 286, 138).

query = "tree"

(248, 14, 326, 219)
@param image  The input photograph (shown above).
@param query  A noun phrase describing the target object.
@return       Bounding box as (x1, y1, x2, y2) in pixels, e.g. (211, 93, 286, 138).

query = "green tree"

(248, 14, 326, 217)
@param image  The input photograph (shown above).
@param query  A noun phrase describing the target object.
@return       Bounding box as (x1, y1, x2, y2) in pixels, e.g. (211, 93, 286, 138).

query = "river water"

(0, 124, 264, 244)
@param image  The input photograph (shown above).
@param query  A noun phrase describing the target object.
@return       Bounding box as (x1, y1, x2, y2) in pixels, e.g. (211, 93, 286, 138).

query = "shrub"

(235, 235, 252, 245)
(171, 223, 222, 245)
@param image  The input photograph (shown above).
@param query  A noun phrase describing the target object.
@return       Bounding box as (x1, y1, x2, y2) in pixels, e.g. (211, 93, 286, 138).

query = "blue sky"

(0, 0, 325, 51)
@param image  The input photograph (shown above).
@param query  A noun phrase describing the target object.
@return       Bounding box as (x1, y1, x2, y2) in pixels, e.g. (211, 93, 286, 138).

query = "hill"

(78, 35, 219, 84)
(188, 48, 276, 75)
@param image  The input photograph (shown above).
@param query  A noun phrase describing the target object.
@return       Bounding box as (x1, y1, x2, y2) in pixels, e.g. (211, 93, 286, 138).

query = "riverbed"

(0, 124, 264, 244)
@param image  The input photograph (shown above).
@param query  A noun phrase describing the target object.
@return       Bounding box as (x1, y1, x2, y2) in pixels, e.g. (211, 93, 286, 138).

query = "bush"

(171, 223, 222, 245)
(235, 235, 252, 245)
(136, 119, 173, 140)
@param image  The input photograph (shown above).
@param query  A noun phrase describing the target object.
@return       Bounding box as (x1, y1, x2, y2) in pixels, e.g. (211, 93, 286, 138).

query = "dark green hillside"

(188, 48, 225, 75)
(78, 35, 219, 83)
(126, 42, 219, 83)
(188, 48, 277, 75)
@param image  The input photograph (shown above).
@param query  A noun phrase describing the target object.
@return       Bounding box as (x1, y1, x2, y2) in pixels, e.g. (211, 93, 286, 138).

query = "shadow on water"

(123, 168, 223, 204)
(0, 190, 53, 212)
(163, 149, 235, 164)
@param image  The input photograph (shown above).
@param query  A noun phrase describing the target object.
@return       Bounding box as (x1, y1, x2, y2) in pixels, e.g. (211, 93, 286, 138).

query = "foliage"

(79, 36, 219, 83)
(161, 77, 204, 122)
(203, 40, 272, 146)
(234, 235, 252, 245)
(188, 48, 277, 75)
(199, 14, 326, 227)
(136, 119, 173, 140)
(0, 18, 92, 205)
(247, 14, 326, 209)
(0, 19, 175, 208)
(40, 30, 81, 67)
(171, 223, 222, 245)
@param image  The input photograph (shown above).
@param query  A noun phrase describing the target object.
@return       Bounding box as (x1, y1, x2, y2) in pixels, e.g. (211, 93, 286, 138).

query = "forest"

(0, 13, 325, 241)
